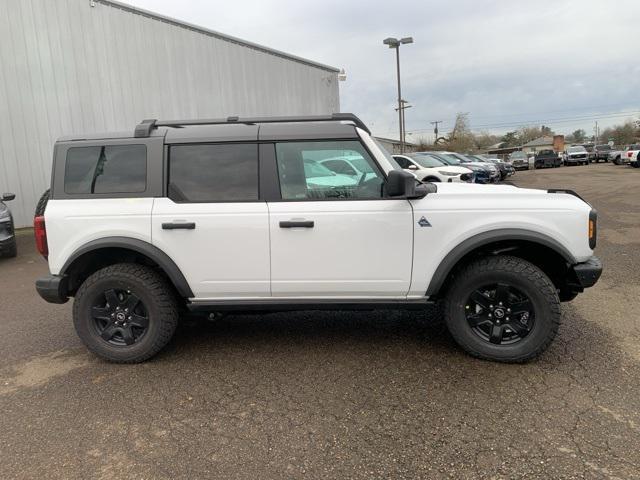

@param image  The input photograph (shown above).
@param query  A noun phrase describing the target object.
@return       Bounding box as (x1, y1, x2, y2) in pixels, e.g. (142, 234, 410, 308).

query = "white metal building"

(0, 0, 340, 227)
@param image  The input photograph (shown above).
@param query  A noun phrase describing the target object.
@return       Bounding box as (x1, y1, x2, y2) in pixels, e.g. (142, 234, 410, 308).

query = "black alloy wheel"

(464, 283, 534, 345)
(91, 289, 150, 346)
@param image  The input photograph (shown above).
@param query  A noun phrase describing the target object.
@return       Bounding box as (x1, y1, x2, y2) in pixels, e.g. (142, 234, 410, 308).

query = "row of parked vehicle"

(392, 151, 514, 184)
(507, 143, 640, 170)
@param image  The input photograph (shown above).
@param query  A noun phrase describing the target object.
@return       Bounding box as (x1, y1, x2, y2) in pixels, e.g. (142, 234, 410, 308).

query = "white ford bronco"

(35, 114, 602, 363)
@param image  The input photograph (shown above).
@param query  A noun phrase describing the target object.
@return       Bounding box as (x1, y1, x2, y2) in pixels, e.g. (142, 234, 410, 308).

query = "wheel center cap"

(493, 308, 505, 319)
(116, 312, 126, 322)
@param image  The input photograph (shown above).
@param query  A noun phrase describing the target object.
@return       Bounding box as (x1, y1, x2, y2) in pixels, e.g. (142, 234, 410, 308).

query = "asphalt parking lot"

(1, 163, 638, 479)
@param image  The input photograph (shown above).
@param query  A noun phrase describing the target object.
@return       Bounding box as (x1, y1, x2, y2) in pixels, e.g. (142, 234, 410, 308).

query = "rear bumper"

(571, 256, 603, 289)
(35, 275, 69, 304)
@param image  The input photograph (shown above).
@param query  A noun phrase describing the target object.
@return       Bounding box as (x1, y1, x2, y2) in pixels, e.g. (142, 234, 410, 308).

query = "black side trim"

(60, 237, 194, 298)
(547, 188, 590, 206)
(425, 229, 577, 296)
(36, 275, 69, 304)
(188, 298, 434, 313)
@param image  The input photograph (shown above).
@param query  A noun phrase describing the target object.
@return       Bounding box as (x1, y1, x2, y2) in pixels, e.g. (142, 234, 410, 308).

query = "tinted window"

(393, 156, 411, 168)
(275, 141, 384, 200)
(169, 144, 258, 202)
(65, 145, 146, 194)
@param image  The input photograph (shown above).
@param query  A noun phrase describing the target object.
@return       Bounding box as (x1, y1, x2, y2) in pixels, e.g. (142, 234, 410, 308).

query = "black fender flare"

(60, 237, 194, 298)
(425, 229, 577, 296)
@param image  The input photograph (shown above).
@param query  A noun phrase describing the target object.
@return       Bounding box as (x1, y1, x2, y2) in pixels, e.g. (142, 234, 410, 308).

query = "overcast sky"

(122, 0, 639, 141)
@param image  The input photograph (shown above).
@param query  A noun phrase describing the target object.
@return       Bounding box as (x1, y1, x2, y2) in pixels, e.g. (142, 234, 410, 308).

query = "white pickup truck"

(34, 114, 602, 364)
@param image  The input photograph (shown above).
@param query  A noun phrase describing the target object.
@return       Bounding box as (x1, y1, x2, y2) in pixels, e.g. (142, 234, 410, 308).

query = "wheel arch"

(60, 237, 194, 299)
(425, 229, 577, 297)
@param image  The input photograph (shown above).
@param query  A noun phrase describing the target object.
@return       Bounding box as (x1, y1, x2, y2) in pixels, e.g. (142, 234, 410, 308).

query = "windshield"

(348, 157, 375, 173)
(437, 154, 462, 165)
(411, 155, 444, 168)
(510, 152, 526, 160)
(372, 138, 402, 169)
(595, 145, 611, 151)
(568, 146, 586, 153)
(303, 160, 336, 178)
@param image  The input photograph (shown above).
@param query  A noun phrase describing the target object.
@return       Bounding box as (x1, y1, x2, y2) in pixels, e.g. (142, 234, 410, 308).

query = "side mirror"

(407, 164, 418, 170)
(386, 170, 427, 198)
(2, 193, 15, 202)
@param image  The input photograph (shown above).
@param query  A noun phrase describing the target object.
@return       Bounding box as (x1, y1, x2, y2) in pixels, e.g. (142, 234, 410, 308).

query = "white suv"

(392, 153, 474, 183)
(35, 114, 602, 363)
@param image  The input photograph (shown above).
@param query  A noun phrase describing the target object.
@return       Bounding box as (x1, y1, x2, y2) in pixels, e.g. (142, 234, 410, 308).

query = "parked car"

(317, 154, 379, 184)
(436, 152, 501, 183)
(564, 146, 589, 166)
(619, 144, 640, 166)
(417, 152, 492, 184)
(609, 148, 623, 164)
(469, 155, 515, 180)
(35, 113, 602, 364)
(0, 192, 17, 258)
(509, 151, 529, 170)
(590, 144, 612, 163)
(392, 153, 475, 183)
(534, 149, 561, 168)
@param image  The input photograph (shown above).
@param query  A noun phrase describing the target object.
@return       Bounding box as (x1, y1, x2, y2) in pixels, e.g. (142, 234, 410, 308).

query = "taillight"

(628, 152, 633, 158)
(34, 215, 48, 258)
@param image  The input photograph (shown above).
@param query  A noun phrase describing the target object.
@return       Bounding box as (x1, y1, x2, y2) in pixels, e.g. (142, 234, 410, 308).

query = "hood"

(433, 182, 546, 196)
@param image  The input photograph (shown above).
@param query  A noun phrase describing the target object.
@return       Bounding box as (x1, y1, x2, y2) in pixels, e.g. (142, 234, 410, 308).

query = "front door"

(267, 140, 414, 298)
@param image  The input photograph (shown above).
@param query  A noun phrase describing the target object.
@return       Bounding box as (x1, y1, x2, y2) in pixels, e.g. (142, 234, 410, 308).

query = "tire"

(73, 263, 179, 363)
(443, 255, 560, 363)
(34, 189, 50, 217)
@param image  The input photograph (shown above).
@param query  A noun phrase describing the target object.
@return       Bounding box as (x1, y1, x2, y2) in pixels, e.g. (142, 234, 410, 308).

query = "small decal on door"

(418, 216, 432, 227)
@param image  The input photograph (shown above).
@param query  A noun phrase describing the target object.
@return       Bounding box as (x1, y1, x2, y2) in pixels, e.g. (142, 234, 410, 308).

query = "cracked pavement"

(0, 163, 639, 479)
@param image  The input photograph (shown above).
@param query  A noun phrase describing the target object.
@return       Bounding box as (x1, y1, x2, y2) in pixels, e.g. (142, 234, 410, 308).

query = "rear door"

(266, 139, 414, 298)
(152, 137, 270, 300)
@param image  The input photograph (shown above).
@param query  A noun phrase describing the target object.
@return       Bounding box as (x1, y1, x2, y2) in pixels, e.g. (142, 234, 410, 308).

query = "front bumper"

(570, 256, 603, 289)
(36, 275, 69, 304)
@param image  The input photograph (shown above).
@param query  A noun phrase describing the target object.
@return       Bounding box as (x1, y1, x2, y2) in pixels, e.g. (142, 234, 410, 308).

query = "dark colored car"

(534, 149, 561, 169)
(0, 193, 17, 258)
(423, 152, 492, 184)
(470, 155, 515, 180)
(590, 144, 612, 163)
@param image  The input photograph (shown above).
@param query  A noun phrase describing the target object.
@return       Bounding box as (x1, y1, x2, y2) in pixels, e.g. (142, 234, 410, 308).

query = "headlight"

(438, 171, 459, 176)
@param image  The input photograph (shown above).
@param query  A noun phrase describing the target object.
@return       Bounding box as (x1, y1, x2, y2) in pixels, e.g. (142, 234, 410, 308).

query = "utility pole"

(395, 100, 412, 148)
(431, 120, 443, 143)
(594, 121, 599, 144)
(383, 36, 413, 153)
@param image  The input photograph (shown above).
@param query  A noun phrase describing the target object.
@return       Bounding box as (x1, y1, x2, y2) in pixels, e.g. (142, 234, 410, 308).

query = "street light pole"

(383, 36, 413, 154)
(395, 46, 403, 152)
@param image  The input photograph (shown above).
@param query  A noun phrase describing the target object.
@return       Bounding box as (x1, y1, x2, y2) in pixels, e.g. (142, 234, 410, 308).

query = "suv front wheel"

(73, 263, 179, 363)
(444, 255, 560, 363)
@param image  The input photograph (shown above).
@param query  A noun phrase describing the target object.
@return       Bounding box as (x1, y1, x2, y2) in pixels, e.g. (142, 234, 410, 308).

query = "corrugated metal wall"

(0, 0, 340, 227)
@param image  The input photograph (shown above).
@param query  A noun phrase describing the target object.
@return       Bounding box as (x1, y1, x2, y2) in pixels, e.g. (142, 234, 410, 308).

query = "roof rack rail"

(133, 113, 370, 138)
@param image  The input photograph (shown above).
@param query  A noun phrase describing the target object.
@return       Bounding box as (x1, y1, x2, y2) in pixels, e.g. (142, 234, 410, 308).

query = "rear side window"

(65, 145, 147, 194)
(169, 144, 258, 202)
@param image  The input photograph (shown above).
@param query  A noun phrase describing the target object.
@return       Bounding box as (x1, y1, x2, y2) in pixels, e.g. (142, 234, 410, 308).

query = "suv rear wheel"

(444, 255, 560, 362)
(73, 263, 178, 363)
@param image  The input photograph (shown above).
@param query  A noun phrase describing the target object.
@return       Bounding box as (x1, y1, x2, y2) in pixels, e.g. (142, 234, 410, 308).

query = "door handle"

(279, 220, 314, 228)
(162, 222, 196, 230)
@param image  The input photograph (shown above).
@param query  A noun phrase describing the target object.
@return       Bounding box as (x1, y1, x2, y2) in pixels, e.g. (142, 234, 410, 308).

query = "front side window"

(275, 141, 384, 200)
(169, 144, 258, 202)
(65, 145, 147, 194)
